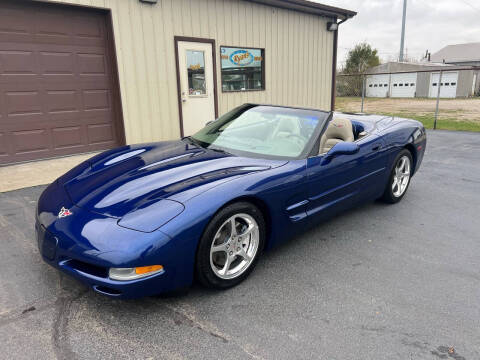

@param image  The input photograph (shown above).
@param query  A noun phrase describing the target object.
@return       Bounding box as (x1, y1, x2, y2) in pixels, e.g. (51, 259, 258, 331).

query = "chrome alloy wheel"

(210, 213, 260, 280)
(392, 155, 411, 197)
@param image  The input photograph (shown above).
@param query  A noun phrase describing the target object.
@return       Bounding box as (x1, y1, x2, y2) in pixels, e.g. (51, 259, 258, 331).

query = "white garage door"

(429, 72, 458, 98)
(391, 73, 417, 98)
(366, 74, 389, 98)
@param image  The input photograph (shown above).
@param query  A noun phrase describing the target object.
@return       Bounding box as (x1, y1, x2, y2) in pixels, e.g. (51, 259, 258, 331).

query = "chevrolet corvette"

(36, 104, 426, 298)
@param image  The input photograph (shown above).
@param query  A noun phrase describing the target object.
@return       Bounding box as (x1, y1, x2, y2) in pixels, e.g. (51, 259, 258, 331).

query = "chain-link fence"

(335, 67, 480, 132)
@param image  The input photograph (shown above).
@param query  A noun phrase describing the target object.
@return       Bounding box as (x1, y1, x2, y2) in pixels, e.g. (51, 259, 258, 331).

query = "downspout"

(331, 18, 347, 111)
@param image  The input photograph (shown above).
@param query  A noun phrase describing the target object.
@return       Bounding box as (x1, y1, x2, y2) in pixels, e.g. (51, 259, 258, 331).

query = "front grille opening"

(94, 286, 122, 296)
(68, 259, 108, 278)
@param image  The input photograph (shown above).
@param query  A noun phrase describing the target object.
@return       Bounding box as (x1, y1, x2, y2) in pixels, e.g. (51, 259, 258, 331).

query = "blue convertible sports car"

(36, 104, 426, 298)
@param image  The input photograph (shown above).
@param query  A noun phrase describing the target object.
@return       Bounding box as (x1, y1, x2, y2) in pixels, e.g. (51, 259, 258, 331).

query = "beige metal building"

(0, 0, 355, 164)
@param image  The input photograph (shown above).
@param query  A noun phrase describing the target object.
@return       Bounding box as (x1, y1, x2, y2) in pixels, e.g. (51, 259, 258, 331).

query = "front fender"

(159, 161, 308, 258)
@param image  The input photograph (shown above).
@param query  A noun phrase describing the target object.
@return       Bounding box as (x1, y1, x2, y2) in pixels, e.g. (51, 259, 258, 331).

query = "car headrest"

(323, 117, 354, 142)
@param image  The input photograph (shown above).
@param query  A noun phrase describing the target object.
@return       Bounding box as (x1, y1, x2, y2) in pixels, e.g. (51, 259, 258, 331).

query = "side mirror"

(324, 142, 359, 162)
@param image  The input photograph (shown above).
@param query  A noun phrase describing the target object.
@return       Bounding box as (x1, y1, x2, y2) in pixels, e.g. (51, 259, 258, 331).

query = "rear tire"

(381, 149, 413, 204)
(196, 202, 266, 289)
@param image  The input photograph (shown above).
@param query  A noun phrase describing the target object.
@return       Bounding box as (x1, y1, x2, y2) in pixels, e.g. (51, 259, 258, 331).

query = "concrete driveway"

(0, 152, 99, 193)
(0, 130, 479, 360)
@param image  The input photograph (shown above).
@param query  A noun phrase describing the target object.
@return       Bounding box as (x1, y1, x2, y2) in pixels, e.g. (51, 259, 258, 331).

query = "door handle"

(181, 91, 187, 103)
(372, 144, 382, 151)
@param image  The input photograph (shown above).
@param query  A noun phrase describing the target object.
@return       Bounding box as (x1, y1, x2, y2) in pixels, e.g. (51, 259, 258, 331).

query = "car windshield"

(191, 104, 329, 159)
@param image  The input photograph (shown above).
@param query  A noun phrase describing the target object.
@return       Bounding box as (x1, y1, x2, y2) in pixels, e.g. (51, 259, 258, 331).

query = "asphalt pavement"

(0, 130, 479, 360)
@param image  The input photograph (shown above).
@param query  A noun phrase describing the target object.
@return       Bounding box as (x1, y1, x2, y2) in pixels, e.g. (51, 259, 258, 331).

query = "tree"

(337, 43, 381, 97)
(343, 43, 380, 74)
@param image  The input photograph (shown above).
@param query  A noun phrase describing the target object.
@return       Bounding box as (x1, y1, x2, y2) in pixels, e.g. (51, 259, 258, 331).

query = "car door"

(305, 134, 388, 222)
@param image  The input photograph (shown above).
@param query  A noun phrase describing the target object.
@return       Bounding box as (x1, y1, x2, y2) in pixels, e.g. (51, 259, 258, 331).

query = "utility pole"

(399, 0, 407, 62)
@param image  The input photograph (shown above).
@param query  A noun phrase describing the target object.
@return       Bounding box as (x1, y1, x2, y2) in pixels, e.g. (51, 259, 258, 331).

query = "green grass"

(377, 112, 480, 132)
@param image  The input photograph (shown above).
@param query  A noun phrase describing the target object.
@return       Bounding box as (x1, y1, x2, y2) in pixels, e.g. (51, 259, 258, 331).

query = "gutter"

(245, 0, 356, 20)
(331, 18, 349, 112)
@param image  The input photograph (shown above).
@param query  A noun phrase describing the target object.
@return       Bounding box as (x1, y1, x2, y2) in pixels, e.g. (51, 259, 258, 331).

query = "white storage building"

(366, 62, 476, 99)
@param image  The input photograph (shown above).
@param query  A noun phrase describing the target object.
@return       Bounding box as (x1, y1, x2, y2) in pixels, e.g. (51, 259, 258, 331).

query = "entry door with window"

(177, 41, 215, 136)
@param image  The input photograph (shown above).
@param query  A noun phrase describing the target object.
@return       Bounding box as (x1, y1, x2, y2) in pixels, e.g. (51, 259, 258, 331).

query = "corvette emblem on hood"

(58, 207, 73, 218)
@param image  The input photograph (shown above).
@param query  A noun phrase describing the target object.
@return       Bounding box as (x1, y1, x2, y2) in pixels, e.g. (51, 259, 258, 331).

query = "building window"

(220, 46, 264, 91)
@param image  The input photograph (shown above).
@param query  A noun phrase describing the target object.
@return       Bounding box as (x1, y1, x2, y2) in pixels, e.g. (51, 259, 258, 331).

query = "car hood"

(62, 140, 287, 218)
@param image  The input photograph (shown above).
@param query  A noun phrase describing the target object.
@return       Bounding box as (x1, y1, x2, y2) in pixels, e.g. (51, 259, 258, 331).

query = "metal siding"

(43, 0, 334, 144)
(416, 72, 430, 98)
(456, 70, 473, 98)
(475, 71, 480, 94)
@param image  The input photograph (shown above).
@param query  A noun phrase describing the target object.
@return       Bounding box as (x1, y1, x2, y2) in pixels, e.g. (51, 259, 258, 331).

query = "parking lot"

(0, 130, 479, 360)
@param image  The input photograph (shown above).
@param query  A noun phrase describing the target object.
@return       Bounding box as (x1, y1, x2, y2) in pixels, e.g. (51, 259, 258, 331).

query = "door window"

(186, 50, 206, 96)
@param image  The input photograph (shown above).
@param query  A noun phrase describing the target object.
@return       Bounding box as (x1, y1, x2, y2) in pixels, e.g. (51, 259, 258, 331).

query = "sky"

(314, 0, 480, 68)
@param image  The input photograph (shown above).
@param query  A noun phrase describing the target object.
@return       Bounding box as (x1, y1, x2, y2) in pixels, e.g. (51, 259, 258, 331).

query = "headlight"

(109, 265, 164, 281)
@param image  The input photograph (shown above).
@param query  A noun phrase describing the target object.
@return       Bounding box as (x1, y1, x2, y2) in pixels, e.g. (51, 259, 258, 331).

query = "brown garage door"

(0, 1, 124, 165)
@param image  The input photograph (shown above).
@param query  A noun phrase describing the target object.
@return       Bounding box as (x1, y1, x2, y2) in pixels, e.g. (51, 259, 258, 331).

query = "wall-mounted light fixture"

(139, 0, 157, 4)
(327, 22, 338, 31)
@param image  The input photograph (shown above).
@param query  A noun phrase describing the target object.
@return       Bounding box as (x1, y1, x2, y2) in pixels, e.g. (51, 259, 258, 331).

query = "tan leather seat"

(319, 117, 354, 154)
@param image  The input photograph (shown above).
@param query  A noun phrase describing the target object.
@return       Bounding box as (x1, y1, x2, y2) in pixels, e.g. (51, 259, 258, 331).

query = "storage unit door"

(391, 73, 417, 98)
(0, 1, 123, 165)
(429, 72, 458, 98)
(366, 74, 389, 98)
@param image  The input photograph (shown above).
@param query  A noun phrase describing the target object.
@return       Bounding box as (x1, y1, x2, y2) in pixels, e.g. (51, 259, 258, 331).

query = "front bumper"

(35, 182, 196, 299)
(36, 219, 178, 298)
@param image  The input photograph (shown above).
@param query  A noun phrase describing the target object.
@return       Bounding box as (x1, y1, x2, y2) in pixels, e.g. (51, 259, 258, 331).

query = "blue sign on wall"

(221, 47, 262, 69)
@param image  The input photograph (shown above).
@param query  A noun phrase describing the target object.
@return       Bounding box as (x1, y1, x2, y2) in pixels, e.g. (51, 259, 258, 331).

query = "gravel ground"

(0, 130, 479, 360)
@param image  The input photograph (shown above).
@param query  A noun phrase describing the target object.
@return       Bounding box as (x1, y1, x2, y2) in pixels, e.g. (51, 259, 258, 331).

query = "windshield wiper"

(182, 136, 204, 148)
(208, 147, 232, 155)
(183, 137, 231, 155)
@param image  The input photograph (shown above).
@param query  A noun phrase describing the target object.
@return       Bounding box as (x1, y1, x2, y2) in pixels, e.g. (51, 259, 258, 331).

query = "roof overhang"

(245, 0, 357, 21)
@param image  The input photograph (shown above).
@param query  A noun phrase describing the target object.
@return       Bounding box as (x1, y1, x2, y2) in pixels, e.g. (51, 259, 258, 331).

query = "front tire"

(196, 202, 266, 289)
(381, 149, 413, 203)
